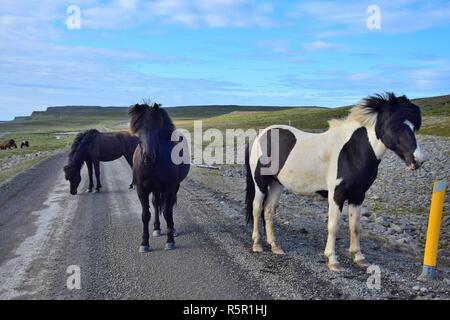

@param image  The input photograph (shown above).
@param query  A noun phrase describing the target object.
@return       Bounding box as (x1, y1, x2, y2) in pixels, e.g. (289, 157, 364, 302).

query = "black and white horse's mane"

(64, 129, 99, 179)
(330, 92, 422, 130)
(129, 101, 176, 140)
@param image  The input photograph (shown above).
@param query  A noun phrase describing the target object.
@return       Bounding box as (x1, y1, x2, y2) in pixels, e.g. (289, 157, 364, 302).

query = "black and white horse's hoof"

(153, 230, 163, 237)
(354, 258, 370, 269)
(271, 245, 285, 255)
(165, 243, 176, 250)
(139, 245, 151, 253)
(252, 244, 263, 253)
(328, 263, 344, 272)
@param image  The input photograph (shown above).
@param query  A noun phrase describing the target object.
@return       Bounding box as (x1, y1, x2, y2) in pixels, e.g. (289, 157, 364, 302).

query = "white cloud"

(302, 40, 338, 51)
(289, 0, 450, 35)
(76, 0, 276, 29)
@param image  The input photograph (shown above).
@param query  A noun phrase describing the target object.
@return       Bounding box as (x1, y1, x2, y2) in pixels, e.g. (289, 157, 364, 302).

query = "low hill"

(1, 94, 449, 136)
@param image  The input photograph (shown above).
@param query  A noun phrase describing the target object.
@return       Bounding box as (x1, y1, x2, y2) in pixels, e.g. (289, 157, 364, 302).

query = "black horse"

(64, 129, 139, 195)
(129, 102, 190, 252)
(20, 141, 30, 148)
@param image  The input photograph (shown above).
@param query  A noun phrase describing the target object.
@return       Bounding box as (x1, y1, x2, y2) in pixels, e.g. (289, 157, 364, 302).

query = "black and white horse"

(245, 93, 424, 271)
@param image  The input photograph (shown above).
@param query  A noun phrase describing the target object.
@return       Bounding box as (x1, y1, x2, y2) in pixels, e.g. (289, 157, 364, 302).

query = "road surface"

(0, 153, 447, 300)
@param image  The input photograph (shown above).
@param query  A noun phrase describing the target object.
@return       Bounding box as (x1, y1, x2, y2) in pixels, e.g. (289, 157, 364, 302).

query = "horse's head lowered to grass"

(129, 102, 175, 166)
(63, 130, 99, 195)
(345, 92, 424, 170)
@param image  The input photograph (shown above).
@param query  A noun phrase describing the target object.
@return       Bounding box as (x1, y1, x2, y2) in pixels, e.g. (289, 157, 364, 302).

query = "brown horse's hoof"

(165, 242, 176, 250)
(153, 230, 163, 237)
(139, 245, 151, 253)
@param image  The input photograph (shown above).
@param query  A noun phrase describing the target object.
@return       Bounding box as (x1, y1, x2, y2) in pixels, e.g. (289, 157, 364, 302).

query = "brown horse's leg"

(86, 160, 94, 192)
(125, 155, 134, 189)
(152, 193, 162, 237)
(163, 186, 179, 250)
(93, 160, 102, 192)
(138, 187, 151, 253)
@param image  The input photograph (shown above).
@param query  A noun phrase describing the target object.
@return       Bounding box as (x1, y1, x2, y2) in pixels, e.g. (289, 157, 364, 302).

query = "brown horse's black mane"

(64, 129, 99, 179)
(129, 102, 175, 140)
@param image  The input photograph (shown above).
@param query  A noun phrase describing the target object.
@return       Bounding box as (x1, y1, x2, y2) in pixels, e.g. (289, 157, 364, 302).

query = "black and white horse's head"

(360, 93, 424, 170)
(129, 101, 175, 166)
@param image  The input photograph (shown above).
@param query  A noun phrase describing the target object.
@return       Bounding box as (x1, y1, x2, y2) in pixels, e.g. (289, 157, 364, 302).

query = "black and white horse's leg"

(324, 194, 343, 271)
(152, 194, 163, 237)
(162, 188, 178, 250)
(138, 188, 151, 253)
(252, 188, 265, 253)
(264, 181, 284, 255)
(86, 160, 94, 192)
(348, 204, 370, 267)
(93, 160, 102, 192)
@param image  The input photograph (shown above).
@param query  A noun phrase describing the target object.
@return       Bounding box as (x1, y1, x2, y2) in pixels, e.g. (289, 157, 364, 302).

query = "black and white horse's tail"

(245, 143, 255, 225)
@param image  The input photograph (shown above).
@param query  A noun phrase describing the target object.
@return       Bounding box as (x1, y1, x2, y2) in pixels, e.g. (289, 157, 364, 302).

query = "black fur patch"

(334, 127, 380, 210)
(316, 190, 328, 198)
(254, 128, 297, 193)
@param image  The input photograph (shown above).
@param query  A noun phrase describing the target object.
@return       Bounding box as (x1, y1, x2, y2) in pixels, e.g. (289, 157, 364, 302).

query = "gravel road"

(0, 136, 448, 300)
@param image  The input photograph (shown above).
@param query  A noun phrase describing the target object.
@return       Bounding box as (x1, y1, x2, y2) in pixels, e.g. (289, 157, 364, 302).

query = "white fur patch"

(404, 120, 424, 163)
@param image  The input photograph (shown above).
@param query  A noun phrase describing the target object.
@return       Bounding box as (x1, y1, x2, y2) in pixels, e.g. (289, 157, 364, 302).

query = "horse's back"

(251, 125, 331, 194)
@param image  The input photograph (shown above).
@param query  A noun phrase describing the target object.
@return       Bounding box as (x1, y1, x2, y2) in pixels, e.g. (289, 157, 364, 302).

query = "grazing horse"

(0, 139, 17, 150)
(63, 129, 139, 195)
(20, 141, 30, 148)
(245, 93, 424, 271)
(130, 102, 190, 252)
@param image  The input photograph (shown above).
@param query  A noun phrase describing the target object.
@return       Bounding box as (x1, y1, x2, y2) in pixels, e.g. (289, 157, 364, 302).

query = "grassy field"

(2, 95, 448, 135)
(0, 93, 448, 184)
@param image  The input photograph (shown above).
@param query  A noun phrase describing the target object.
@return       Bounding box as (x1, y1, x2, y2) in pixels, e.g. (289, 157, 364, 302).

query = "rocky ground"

(0, 135, 448, 300)
(0, 151, 56, 171)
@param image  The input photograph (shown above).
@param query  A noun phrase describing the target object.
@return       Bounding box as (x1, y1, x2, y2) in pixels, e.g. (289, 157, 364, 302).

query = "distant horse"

(130, 102, 190, 252)
(63, 129, 139, 195)
(245, 93, 424, 271)
(20, 141, 30, 148)
(0, 139, 17, 150)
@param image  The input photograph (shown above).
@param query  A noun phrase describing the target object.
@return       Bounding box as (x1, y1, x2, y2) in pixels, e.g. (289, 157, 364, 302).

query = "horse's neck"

(365, 125, 387, 160)
(329, 121, 387, 161)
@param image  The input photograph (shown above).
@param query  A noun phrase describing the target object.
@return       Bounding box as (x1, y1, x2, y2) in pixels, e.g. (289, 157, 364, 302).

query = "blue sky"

(1, 0, 450, 120)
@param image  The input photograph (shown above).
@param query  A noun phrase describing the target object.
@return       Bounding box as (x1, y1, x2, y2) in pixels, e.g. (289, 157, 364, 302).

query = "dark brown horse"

(63, 129, 139, 195)
(0, 139, 17, 150)
(130, 102, 190, 252)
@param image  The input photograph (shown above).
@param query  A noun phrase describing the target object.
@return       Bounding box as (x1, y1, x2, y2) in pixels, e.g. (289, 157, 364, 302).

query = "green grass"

(175, 107, 349, 132)
(0, 133, 73, 160)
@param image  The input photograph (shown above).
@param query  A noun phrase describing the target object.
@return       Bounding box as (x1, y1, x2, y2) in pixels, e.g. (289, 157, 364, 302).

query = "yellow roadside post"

(418, 180, 447, 281)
